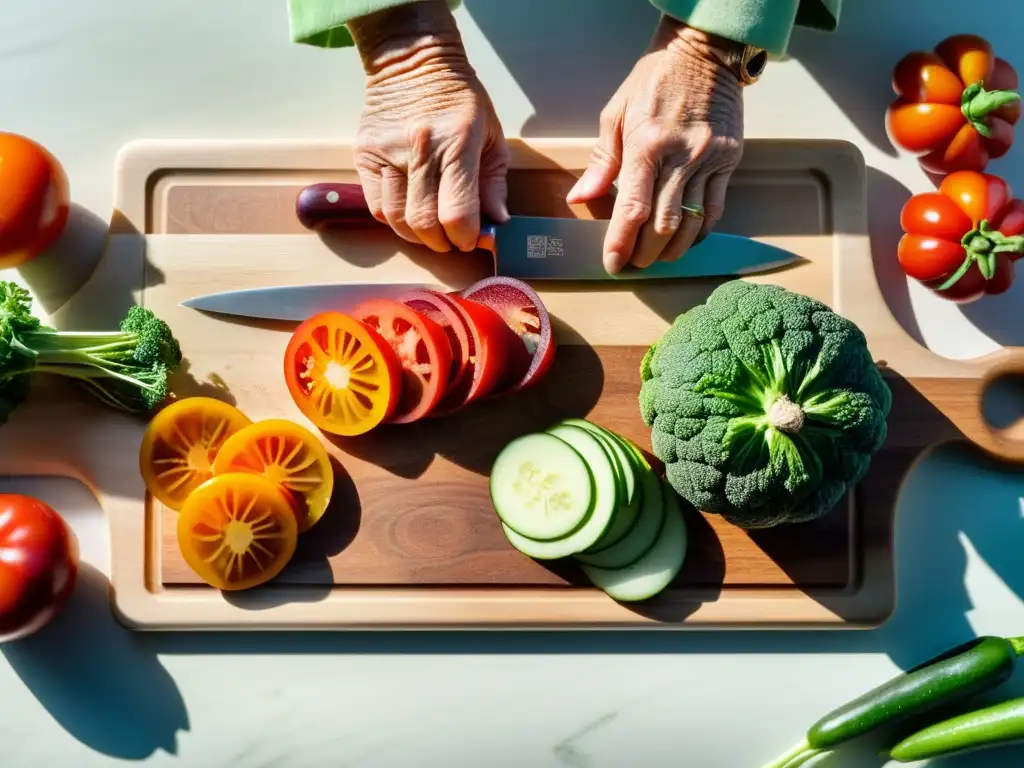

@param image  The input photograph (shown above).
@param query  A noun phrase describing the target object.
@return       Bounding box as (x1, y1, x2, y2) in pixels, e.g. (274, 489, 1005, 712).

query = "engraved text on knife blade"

(526, 235, 565, 259)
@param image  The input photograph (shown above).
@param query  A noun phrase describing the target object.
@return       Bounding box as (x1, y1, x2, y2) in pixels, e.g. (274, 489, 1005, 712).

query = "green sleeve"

(288, 0, 462, 48)
(650, 0, 841, 57)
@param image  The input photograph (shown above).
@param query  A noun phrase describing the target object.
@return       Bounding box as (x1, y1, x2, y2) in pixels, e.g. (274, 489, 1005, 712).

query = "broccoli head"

(639, 281, 892, 529)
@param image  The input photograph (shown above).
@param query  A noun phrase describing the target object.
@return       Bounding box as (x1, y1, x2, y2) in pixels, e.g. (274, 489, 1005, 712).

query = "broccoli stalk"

(0, 281, 182, 423)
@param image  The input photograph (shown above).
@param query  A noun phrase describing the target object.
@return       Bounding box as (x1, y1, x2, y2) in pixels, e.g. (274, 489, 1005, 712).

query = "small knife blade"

(295, 182, 803, 280)
(179, 282, 443, 323)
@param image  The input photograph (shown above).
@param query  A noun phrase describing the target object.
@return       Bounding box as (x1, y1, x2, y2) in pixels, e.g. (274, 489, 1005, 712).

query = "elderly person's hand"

(567, 16, 746, 274)
(348, 0, 508, 253)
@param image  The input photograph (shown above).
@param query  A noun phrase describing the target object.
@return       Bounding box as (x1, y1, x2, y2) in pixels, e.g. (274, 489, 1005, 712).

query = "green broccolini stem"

(18, 330, 140, 353)
(29, 349, 135, 371)
(31, 364, 162, 392)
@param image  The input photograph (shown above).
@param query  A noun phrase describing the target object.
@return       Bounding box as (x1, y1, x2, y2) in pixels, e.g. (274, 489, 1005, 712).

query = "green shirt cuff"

(288, 0, 462, 48)
(650, 0, 840, 58)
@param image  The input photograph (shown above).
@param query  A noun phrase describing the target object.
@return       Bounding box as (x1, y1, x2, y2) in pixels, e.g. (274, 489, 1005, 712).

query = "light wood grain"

(4, 137, 1013, 630)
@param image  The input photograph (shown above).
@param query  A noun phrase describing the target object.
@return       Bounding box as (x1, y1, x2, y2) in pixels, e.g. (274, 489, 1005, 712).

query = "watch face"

(745, 49, 768, 79)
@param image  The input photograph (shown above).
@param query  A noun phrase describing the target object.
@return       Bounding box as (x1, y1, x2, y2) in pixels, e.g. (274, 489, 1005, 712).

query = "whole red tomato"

(898, 170, 1023, 303)
(886, 34, 1020, 174)
(0, 494, 79, 642)
(0, 133, 71, 269)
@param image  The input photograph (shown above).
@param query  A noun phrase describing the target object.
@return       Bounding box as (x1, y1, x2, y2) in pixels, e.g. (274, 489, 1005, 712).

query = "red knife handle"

(295, 183, 378, 230)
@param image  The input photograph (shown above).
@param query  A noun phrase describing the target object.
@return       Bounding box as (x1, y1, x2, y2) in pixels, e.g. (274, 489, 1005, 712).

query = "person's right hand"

(348, 1, 508, 253)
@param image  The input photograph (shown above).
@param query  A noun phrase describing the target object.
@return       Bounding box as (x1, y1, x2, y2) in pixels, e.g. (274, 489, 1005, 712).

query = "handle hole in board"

(981, 372, 1024, 442)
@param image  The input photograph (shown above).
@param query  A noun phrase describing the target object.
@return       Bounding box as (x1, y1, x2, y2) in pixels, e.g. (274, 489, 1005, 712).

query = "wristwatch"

(720, 41, 768, 86)
(668, 18, 768, 87)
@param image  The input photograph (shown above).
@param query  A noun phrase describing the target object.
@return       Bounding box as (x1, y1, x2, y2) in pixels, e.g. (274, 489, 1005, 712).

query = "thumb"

(567, 112, 623, 204)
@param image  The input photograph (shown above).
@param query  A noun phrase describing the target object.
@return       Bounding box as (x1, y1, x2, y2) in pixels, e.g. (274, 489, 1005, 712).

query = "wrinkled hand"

(567, 18, 745, 273)
(349, 1, 508, 253)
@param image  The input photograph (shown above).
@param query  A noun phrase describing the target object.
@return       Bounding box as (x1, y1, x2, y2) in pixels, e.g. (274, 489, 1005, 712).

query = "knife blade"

(295, 182, 802, 280)
(179, 282, 444, 322)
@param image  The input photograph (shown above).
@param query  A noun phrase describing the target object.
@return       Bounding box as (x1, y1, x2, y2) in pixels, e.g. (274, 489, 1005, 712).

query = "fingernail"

(604, 252, 621, 274)
(496, 201, 509, 223)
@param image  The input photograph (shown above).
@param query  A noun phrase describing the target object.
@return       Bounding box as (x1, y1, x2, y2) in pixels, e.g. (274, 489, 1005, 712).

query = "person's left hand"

(567, 17, 745, 274)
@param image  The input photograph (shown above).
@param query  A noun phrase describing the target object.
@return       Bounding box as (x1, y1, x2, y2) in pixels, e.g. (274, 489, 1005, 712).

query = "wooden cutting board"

(1, 138, 1019, 631)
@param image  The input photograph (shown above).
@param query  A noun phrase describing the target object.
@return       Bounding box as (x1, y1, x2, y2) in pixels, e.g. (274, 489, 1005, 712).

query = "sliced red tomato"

(431, 293, 528, 415)
(283, 311, 403, 436)
(458, 276, 555, 394)
(177, 473, 298, 591)
(352, 298, 454, 423)
(399, 289, 472, 394)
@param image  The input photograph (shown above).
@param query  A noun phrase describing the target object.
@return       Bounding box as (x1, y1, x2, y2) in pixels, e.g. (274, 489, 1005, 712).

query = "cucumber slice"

(579, 483, 688, 602)
(583, 430, 642, 552)
(501, 425, 619, 559)
(575, 449, 665, 569)
(560, 419, 636, 506)
(489, 432, 593, 541)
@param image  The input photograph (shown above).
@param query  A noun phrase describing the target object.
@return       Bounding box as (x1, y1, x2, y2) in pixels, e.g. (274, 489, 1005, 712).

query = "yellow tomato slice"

(139, 397, 252, 511)
(177, 473, 298, 591)
(211, 419, 334, 533)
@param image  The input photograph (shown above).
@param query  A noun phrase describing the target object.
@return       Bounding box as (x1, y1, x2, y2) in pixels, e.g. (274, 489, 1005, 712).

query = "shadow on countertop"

(0, 563, 188, 761)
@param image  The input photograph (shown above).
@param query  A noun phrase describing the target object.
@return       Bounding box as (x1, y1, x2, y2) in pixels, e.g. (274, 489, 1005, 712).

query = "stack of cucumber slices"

(488, 418, 688, 602)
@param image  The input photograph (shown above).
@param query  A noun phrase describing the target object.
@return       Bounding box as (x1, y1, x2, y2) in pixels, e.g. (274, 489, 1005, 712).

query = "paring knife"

(294, 182, 801, 281)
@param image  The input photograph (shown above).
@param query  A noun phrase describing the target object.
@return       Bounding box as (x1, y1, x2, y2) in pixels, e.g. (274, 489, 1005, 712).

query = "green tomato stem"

(938, 220, 1024, 291)
(961, 81, 1021, 138)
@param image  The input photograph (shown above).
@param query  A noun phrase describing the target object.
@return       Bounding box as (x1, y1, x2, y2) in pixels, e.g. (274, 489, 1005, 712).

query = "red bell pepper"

(898, 170, 1023, 303)
(886, 34, 1020, 174)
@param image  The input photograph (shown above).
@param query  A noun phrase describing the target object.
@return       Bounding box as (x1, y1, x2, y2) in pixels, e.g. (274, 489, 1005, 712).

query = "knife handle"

(296, 183, 378, 231)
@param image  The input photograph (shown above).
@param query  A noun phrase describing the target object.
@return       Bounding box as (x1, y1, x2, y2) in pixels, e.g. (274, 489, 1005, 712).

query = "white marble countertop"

(1, 1, 1023, 766)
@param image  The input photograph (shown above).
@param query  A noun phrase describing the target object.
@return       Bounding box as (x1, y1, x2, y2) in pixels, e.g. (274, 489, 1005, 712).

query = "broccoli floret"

(639, 281, 892, 529)
(0, 281, 182, 423)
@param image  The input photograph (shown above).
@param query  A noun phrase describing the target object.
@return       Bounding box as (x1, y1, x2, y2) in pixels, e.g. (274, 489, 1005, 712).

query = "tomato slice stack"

(457, 276, 555, 395)
(280, 277, 557, 436)
(351, 298, 454, 423)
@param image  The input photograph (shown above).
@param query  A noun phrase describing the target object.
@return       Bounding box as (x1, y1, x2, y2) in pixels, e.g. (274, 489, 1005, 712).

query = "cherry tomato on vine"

(886, 34, 1020, 174)
(898, 170, 1022, 303)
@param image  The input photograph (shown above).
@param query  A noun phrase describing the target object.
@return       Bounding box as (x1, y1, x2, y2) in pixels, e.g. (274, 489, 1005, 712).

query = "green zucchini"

(888, 696, 1024, 762)
(761, 635, 1024, 768)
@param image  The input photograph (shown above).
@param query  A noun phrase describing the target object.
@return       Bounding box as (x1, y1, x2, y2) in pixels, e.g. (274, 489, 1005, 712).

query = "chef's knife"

(179, 282, 445, 322)
(295, 182, 801, 280)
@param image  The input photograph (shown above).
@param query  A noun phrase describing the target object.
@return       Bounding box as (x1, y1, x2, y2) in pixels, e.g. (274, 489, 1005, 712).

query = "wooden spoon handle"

(965, 347, 1024, 464)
